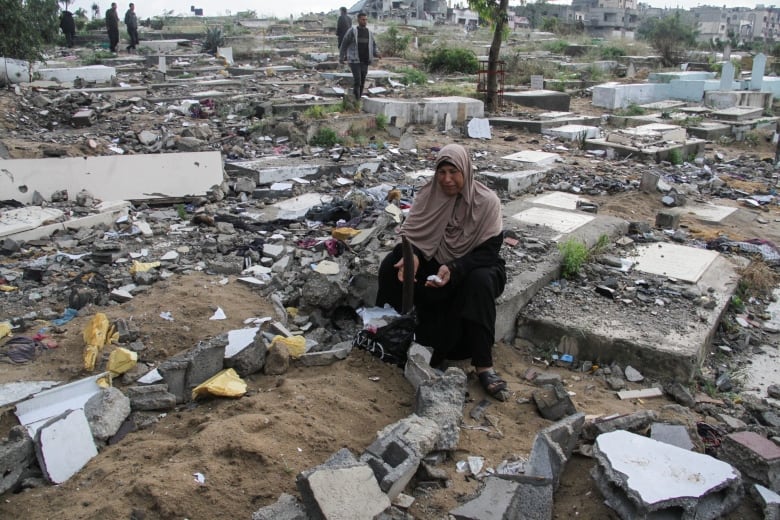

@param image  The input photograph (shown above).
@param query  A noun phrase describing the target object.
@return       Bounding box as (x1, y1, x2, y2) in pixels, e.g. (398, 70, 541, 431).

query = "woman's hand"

(425, 265, 450, 288)
(393, 254, 419, 283)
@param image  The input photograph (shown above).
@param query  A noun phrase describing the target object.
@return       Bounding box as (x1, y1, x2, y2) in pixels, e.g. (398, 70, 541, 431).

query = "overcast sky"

(72, 0, 775, 19)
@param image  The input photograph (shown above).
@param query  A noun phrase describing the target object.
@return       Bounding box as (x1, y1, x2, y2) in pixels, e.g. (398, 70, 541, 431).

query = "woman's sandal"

(478, 369, 510, 402)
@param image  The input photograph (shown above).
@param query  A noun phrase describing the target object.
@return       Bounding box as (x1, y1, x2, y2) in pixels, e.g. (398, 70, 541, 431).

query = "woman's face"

(436, 161, 464, 197)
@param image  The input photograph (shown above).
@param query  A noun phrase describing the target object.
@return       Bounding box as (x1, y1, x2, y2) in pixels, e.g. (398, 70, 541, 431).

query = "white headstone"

(626, 62, 636, 79)
(752, 53, 766, 90)
(530, 75, 544, 90)
(720, 61, 734, 90)
(158, 56, 167, 74)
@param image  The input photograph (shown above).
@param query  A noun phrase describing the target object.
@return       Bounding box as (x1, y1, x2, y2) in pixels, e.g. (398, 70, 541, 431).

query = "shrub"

(616, 103, 646, 116)
(600, 44, 626, 60)
(202, 26, 224, 55)
(543, 39, 569, 54)
(558, 238, 588, 279)
(378, 24, 412, 58)
(310, 127, 339, 147)
(423, 47, 478, 74)
(668, 148, 683, 165)
(375, 113, 388, 130)
(397, 66, 428, 85)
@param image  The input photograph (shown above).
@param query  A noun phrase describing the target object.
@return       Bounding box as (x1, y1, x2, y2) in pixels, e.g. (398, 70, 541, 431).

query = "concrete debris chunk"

(0, 426, 35, 494)
(718, 431, 780, 491)
(415, 368, 467, 451)
(592, 430, 742, 520)
(83, 386, 131, 441)
(34, 408, 98, 484)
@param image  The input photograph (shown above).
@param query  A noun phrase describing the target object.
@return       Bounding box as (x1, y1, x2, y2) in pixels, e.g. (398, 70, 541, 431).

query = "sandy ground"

(0, 271, 765, 519)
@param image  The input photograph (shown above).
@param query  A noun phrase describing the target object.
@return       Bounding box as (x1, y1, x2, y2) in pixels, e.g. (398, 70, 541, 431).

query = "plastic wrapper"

(191, 368, 247, 399)
(107, 347, 138, 375)
(82, 313, 119, 371)
(129, 260, 161, 274)
(270, 335, 306, 358)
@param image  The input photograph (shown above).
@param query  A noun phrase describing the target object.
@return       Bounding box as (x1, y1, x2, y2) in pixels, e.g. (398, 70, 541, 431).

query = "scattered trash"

(209, 307, 227, 320)
(82, 313, 119, 371)
(191, 368, 247, 399)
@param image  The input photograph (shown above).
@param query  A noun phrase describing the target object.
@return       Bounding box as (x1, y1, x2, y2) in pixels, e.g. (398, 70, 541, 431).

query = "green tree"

(0, 0, 59, 62)
(637, 11, 697, 67)
(468, 0, 509, 112)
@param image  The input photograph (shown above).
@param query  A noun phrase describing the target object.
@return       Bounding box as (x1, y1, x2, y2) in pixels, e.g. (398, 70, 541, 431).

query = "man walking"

(60, 10, 76, 48)
(339, 12, 380, 101)
(125, 3, 139, 51)
(336, 7, 351, 50)
(105, 2, 120, 52)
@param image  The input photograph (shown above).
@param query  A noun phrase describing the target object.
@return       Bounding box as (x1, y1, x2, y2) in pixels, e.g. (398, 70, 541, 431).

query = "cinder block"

(720, 431, 780, 491)
(655, 210, 680, 229)
(526, 412, 585, 491)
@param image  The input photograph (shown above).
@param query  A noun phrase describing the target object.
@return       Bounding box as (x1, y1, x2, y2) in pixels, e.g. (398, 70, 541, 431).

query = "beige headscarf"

(401, 144, 503, 264)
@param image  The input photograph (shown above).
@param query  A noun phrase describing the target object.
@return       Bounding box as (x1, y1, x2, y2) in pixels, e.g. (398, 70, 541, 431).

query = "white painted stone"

(264, 193, 333, 221)
(37, 65, 115, 83)
(530, 191, 590, 210)
(216, 47, 234, 65)
(307, 465, 391, 518)
(0, 207, 64, 236)
(138, 39, 190, 52)
(502, 150, 560, 167)
(0, 381, 58, 408)
(510, 207, 595, 235)
(467, 118, 492, 139)
(35, 408, 98, 484)
(684, 203, 737, 223)
(629, 242, 719, 283)
(0, 152, 223, 205)
(314, 260, 340, 275)
(594, 430, 740, 512)
(545, 124, 600, 140)
(224, 327, 260, 358)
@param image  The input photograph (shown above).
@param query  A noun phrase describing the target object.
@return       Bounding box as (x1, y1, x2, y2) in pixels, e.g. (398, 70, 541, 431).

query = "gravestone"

(626, 62, 636, 79)
(723, 43, 731, 62)
(752, 53, 766, 90)
(530, 75, 544, 90)
(720, 61, 734, 91)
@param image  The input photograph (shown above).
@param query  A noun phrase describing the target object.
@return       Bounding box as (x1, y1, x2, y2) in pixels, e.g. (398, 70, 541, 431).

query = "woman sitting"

(376, 143, 509, 401)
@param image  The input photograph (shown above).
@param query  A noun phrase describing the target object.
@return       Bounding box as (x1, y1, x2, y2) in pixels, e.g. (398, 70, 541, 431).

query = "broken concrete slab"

(502, 150, 559, 168)
(543, 124, 600, 141)
(489, 114, 601, 133)
(362, 96, 484, 125)
(83, 386, 131, 441)
(481, 170, 547, 196)
(0, 201, 130, 242)
(650, 422, 695, 451)
(15, 373, 107, 437)
(34, 408, 98, 484)
(0, 426, 35, 494)
(592, 430, 742, 519)
(752, 484, 780, 519)
(0, 152, 224, 205)
(504, 90, 571, 112)
(250, 493, 308, 520)
(629, 242, 719, 283)
(450, 476, 524, 520)
(37, 65, 116, 83)
(415, 368, 466, 451)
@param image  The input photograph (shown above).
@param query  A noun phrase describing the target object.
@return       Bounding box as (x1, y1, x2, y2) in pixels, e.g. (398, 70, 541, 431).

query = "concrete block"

(650, 423, 694, 451)
(752, 484, 780, 520)
(481, 170, 547, 195)
(415, 368, 467, 451)
(0, 152, 224, 205)
(526, 412, 585, 490)
(543, 124, 600, 141)
(640, 171, 660, 193)
(704, 90, 772, 110)
(360, 415, 440, 499)
(504, 90, 571, 111)
(83, 386, 131, 441)
(532, 382, 577, 421)
(297, 458, 390, 520)
(404, 351, 438, 390)
(297, 342, 351, 367)
(719, 431, 780, 491)
(362, 96, 484, 124)
(0, 426, 35, 494)
(655, 210, 680, 229)
(125, 384, 177, 411)
(592, 82, 670, 110)
(37, 65, 116, 83)
(34, 409, 98, 484)
(592, 430, 742, 519)
(502, 150, 560, 168)
(450, 476, 522, 520)
(157, 359, 189, 403)
(251, 493, 308, 520)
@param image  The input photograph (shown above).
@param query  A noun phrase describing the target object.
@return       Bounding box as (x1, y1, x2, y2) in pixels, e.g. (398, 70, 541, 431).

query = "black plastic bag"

(353, 311, 417, 367)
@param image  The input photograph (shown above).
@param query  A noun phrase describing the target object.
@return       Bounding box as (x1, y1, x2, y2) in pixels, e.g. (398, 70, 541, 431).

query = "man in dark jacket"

(339, 12, 380, 101)
(105, 2, 120, 52)
(124, 3, 139, 51)
(60, 10, 76, 48)
(336, 7, 351, 50)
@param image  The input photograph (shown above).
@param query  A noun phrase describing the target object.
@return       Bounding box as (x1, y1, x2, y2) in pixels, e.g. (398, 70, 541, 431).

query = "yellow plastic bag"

(332, 227, 360, 241)
(0, 322, 12, 340)
(129, 260, 160, 275)
(0, 285, 18, 292)
(82, 313, 119, 371)
(107, 347, 137, 375)
(191, 368, 247, 400)
(270, 335, 306, 358)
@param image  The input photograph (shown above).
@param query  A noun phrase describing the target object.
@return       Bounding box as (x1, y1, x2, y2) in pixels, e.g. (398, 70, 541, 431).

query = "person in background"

(60, 10, 76, 48)
(336, 6, 351, 50)
(105, 2, 120, 52)
(338, 12, 380, 101)
(375, 144, 510, 401)
(124, 3, 139, 52)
